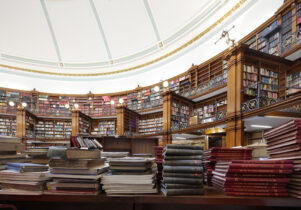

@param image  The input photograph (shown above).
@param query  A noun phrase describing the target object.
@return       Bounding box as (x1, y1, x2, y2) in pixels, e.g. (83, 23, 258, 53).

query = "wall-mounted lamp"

(73, 103, 79, 109)
(21, 102, 27, 107)
(154, 86, 160, 92)
(110, 100, 115, 105)
(8, 101, 15, 107)
(65, 104, 70, 109)
(119, 98, 124, 104)
(163, 81, 169, 88)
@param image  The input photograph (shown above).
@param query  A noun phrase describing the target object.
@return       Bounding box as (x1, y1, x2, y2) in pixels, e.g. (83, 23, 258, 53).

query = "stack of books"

(155, 146, 163, 181)
(101, 151, 129, 163)
(25, 147, 49, 164)
(0, 136, 28, 170)
(0, 163, 49, 195)
(161, 144, 204, 196)
(212, 160, 293, 197)
(101, 157, 157, 194)
(263, 119, 301, 199)
(203, 147, 252, 186)
(45, 148, 108, 195)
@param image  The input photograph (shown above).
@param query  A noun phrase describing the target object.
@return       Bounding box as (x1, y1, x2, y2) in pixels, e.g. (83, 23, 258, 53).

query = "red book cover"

(271, 151, 301, 159)
(224, 183, 287, 188)
(227, 168, 292, 174)
(268, 144, 301, 155)
(266, 131, 301, 143)
(225, 187, 287, 193)
(267, 138, 301, 149)
(225, 177, 290, 183)
(226, 191, 288, 197)
(231, 160, 293, 164)
(229, 163, 293, 169)
(264, 120, 301, 136)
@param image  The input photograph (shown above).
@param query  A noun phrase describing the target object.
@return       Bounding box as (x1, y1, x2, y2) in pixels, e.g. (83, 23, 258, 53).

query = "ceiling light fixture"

(21, 102, 27, 107)
(250, 125, 272, 129)
(163, 81, 169, 88)
(8, 101, 15, 107)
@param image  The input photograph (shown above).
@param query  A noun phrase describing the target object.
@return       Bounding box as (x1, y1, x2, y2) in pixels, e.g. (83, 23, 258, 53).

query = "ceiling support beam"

(40, 0, 62, 65)
(89, 0, 112, 60)
(143, 0, 161, 42)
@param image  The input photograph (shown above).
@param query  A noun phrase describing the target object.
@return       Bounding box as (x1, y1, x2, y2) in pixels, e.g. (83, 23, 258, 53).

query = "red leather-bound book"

(226, 191, 288, 197)
(231, 160, 293, 164)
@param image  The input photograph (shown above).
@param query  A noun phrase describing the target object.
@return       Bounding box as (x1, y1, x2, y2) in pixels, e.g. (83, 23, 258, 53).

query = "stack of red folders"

(203, 148, 252, 186)
(212, 160, 293, 197)
(155, 146, 163, 181)
(264, 119, 301, 198)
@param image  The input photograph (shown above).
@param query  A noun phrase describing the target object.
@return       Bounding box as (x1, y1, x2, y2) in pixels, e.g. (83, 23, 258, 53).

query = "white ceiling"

(0, 0, 284, 94)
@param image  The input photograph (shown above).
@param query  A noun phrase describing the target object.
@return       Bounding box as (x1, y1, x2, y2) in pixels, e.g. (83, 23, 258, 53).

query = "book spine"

(162, 188, 204, 196)
(226, 191, 288, 196)
(225, 177, 290, 183)
(165, 149, 203, 156)
(224, 188, 287, 193)
(231, 160, 293, 164)
(164, 155, 203, 160)
(163, 177, 203, 185)
(227, 169, 292, 174)
(163, 160, 202, 166)
(229, 163, 293, 169)
(163, 166, 203, 173)
(166, 144, 203, 150)
(163, 172, 203, 178)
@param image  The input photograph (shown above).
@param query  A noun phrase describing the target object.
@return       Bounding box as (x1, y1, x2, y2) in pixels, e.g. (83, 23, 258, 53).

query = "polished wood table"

(0, 187, 300, 210)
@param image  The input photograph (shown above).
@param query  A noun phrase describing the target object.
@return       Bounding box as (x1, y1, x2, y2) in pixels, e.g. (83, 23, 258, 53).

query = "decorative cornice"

(0, 0, 248, 77)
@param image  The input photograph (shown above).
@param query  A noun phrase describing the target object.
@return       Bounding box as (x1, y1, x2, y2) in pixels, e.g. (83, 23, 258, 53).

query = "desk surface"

(0, 187, 300, 207)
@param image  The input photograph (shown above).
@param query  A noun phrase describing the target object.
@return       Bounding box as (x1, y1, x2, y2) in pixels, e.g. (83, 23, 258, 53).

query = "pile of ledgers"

(203, 147, 252, 186)
(161, 144, 204, 196)
(263, 119, 301, 199)
(212, 159, 293, 197)
(101, 151, 129, 163)
(155, 146, 163, 181)
(45, 148, 108, 195)
(0, 136, 28, 170)
(0, 163, 49, 195)
(102, 157, 157, 194)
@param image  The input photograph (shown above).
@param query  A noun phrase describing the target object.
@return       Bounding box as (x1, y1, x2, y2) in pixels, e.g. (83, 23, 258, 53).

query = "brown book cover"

(66, 148, 101, 159)
(1, 181, 45, 191)
(49, 158, 105, 169)
(0, 143, 24, 152)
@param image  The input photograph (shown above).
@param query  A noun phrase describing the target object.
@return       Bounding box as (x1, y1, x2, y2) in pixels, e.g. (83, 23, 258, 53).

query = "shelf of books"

(91, 119, 116, 136)
(191, 95, 227, 125)
(78, 114, 91, 134)
(127, 87, 163, 111)
(123, 108, 139, 136)
(138, 112, 163, 135)
(25, 112, 36, 138)
(243, 63, 279, 100)
(0, 115, 16, 136)
(244, 1, 299, 56)
(35, 119, 72, 139)
(171, 98, 192, 131)
(286, 69, 301, 96)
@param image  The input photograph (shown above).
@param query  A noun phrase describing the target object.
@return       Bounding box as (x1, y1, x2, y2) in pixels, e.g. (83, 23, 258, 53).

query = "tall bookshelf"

(242, 63, 279, 100)
(138, 112, 163, 135)
(286, 68, 301, 96)
(35, 119, 72, 139)
(171, 98, 192, 131)
(25, 112, 36, 138)
(91, 118, 117, 136)
(0, 115, 16, 136)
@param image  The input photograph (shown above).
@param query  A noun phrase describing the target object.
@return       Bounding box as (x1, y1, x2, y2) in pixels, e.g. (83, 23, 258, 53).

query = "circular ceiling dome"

(0, 0, 283, 93)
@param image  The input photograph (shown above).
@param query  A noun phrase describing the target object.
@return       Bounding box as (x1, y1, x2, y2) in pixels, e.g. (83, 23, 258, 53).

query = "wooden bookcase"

(242, 0, 301, 57)
(116, 105, 139, 136)
(138, 112, 163, 135)
(0, 114, 16, 136)
(71, 110, 92, 136)
(91, 118, 117, 136)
